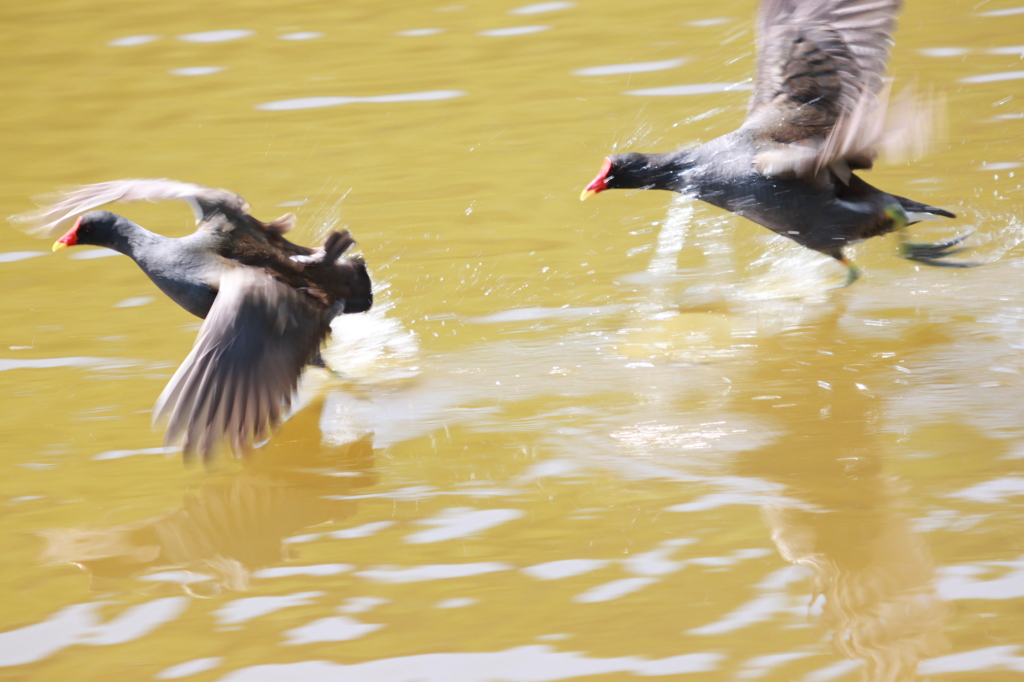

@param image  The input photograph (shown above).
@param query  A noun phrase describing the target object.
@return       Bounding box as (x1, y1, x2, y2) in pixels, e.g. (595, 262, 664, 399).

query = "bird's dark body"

(605, 128, 954, 261)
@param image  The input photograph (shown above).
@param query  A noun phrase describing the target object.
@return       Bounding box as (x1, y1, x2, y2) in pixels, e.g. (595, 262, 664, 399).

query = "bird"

(581, 0, 971, 286)
(14, 179, 372, 462)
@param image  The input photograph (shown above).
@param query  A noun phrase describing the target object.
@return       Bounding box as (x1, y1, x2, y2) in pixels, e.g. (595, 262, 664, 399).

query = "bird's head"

(580, 152, 686, 199)
(52, 211, 125, 252)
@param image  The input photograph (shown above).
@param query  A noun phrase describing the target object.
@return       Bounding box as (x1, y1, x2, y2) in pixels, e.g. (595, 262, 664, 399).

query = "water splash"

(646, 194, 693, 279)
(323, 296, 421, 385)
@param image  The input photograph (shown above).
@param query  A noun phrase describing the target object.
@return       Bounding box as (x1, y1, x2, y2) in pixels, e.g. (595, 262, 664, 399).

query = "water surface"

(2, 0, 1024, 680)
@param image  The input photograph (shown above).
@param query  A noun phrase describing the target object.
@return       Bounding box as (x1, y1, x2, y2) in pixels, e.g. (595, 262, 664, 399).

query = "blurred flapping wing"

(743, 0, 928, 180)
(10, 179, 248, 237)
(154, 268, 327, 462)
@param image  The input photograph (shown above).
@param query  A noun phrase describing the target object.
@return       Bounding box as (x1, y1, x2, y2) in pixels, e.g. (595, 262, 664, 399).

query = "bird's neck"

(105, 216, 170, 260)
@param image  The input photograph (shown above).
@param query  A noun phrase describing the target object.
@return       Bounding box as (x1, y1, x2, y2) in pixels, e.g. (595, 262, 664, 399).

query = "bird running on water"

(14, 179, 372, 462)
(582, 0, 972, 286)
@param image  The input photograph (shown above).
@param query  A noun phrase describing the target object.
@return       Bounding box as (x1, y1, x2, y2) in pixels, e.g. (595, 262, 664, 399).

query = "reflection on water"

(730, 316, 951, 681)
(40, 402, 376, 595)
(2, 0, 1024, 678)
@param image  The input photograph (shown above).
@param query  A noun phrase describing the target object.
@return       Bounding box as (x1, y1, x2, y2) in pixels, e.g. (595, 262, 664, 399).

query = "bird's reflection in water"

(39, 394, 377, 595)
(734, 310, 950, 682)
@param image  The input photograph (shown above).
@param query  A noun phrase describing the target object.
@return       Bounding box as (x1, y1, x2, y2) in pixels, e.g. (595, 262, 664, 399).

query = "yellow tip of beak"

(580, 189, 597, 201)
(52, 241, 68, 252)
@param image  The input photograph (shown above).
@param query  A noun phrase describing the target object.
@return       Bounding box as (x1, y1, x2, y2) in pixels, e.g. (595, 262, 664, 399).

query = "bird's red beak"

(580, 157, 613, 200)
(53, 217, 81, 251)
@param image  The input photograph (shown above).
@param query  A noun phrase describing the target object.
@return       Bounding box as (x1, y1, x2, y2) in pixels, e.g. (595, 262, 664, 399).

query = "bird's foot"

(899, 232, 977, 266)
(830, 257, 861, 289)
(887, 204, 979, 267)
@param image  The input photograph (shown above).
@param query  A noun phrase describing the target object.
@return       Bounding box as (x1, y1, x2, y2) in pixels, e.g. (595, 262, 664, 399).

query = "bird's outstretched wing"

(10, 179, 250, 237)
(154, 268, 327, 462)
(742, 0, 932, 181)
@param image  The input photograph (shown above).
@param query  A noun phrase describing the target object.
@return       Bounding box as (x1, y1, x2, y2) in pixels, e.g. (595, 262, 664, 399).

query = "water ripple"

(253, 564, 353, 578)
(404, 508, 524, 544)
(113, 296, 155, 308)
(522, 559, 609, 580)
(980, 6, 1024, 16)
(921, 646, 1024, 674)
(177, 29, 254, 43)
(278, 32, 323, 41)
(108, 35, 160, 47)
(256, 90, 466, 111)
(687, 17, 732, 26)
(919, 47, 968, 57)
(573, 58, 688, 77)
(478, 26, 551, 37)
(397, 28, 445, 36)
(510, 1, 575, 14)
(988, 45, 1024, 56)
(215, 646, 723, 681)
(573, 577, 658, 603)
(0, 356, 134, 372)
(0, 250, 46, 263)
(355, 562, 513, 583)
(169, 66, 225, 76)
(282, 616, 383, 644)
(156, 658, 223, 680)
(215, 592, 324, 625)
(960, 70, 1024, 84)
(93, 446, 178, 461)
(626, 82, 753, 96)
(0, 598, 188, 666)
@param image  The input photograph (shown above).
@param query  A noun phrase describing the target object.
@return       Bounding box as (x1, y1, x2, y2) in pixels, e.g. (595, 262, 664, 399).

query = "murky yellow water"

(2, 0, 1024, 679)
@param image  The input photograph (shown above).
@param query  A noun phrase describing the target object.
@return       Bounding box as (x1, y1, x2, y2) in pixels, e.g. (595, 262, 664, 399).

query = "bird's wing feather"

(744, 0, 918, 179)
(153, 268, 326, 462)
(10, 179, 248, 237)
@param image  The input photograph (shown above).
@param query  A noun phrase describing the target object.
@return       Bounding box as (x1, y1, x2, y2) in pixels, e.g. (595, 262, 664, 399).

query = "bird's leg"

(830, 251, 861, 288)
(888, 204, 976, 266)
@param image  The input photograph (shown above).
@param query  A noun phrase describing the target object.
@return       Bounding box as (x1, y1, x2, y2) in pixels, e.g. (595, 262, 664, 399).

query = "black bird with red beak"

(20, 179, 372, 462)
(582, 0, 972, 286)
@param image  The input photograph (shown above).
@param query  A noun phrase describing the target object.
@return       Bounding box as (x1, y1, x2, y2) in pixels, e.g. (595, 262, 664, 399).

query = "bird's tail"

(896, 196, 955, 224)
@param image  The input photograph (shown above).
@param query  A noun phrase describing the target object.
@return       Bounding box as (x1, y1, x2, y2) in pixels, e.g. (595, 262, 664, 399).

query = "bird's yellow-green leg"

(836, 255, 861, 288)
